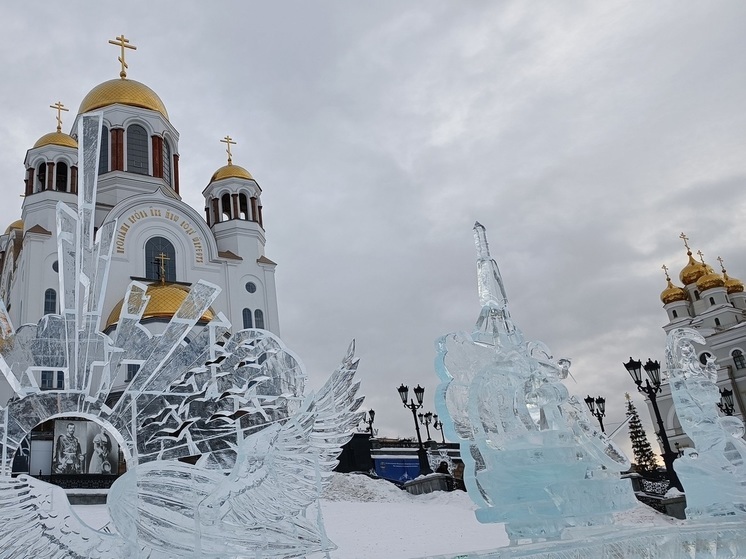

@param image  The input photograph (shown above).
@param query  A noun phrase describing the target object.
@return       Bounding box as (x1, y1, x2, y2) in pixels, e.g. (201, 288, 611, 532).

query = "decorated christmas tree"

(625, 393, 659, 473)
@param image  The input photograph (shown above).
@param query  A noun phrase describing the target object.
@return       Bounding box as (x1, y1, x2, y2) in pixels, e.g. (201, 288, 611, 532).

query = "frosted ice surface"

(0, 113, 365, 558)
(667, 327, 746, 518)
(435, 223, 635, 544)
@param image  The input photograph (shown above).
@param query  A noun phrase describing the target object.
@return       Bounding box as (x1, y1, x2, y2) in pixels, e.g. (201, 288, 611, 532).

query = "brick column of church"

(258, 205, 263, 228)
(46, 162, 55, 190)
(250, 197, 258, 222)
(70, 166, 78, 194)
(151, 136, 163, 178)
(173, 154, 180, 194)
(25, 168, 33, 196)
(232, 194, 239, 220)
(211, 198, 220, 224)
(111, 128, 124, 171)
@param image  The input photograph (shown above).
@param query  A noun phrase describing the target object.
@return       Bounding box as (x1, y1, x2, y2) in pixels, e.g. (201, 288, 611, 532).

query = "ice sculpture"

(667, 327, 746, 518)
(0, 113, 364, 558)
(434, 222, 635, 544)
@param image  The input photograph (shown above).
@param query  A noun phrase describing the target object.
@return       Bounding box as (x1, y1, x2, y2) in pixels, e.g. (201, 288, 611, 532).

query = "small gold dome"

(4, 219, 23, 235)
(661, 278, 688, 305)
(79, 78, 169, 120)
(210, 163, 253, 182)
(679, 252, 708, 285)
(696, 268, 725, 291)
(106, 283, 214, 329)
(33, 131, 78, 149)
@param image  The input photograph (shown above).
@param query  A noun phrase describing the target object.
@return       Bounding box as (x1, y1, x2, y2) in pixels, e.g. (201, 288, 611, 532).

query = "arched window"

(99, 125, 109, 175)
(163, 140, 172, 187)
(709, 297, 716, 305)
(254, 309, 265, 329)
(221, 193, 232, 221)
(733, 350, 746, 370)
(715, 317, 721, 327)
(44, 288, 56, 315)
(672, 310, 678, 319)
(242, 308, 253, 329)
(37, 164, 46, 192)
(127, 124, 149, 175)
(145, 237, 176, 281)
(239, 193, 249, 220)
(55, 162, 68, 191)
(694, 290, 700, 300)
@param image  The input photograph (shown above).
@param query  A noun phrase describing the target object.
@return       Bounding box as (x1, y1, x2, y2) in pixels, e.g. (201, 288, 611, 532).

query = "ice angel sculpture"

(0, 113, 365, 558)
(434, 223, 636, 543)
(667, 327, 746, 518)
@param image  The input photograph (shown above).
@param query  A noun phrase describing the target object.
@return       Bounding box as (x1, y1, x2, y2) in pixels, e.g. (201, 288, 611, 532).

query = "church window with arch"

(126, 123, 149, 175)
(221, 193, 232, 220)
(733, 350, 746, 370)
(145, 237, 176, 282)
(242, 308, 253, 329)
(254, 309, 264, 329)
(36, 164, 46, 192)
(43, 288, 57, 315)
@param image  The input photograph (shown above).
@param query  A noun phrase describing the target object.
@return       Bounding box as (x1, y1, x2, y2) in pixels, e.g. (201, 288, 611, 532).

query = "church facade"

(653, 234, 746, 452)
(0, 37, 280, 412)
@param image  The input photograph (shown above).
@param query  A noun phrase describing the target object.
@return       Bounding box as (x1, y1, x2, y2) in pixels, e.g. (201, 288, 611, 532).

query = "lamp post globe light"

(397, 383, 433, 476)
(624, 357, 684, 492)
(419, 411, 433, 441)
(362, 409, 376, 435)
(432, 414, 446, 444)
(719, 388, 736, 416)
(583, 395, 606, 433)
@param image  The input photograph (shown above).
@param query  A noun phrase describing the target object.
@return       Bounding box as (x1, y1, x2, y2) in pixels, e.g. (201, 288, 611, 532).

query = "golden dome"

(697, 268, 726, 291)
(105, 283, 214, 329)
(661, 278, 688, 305)
(679, 252, 708, 285)
(33, 131, 78, 149)
(4, 219, 23, 235)
(723, 271, 744, 294)
(210, 162, 253, 182)
(79, 78, 169, 120)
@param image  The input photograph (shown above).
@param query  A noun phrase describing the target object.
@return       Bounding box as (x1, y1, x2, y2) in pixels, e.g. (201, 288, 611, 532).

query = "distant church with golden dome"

(654, 232, 746, 451)
(0, 36, 279, 412)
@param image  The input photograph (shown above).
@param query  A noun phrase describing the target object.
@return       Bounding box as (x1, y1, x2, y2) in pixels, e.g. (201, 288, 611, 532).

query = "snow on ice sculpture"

(0, 113, 365, 558)
(434, 222, 635, 544)
(667, 327, 746, 518)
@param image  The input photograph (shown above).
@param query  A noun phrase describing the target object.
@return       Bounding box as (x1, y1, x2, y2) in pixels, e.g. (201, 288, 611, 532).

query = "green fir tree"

(625, 393, 658, 473)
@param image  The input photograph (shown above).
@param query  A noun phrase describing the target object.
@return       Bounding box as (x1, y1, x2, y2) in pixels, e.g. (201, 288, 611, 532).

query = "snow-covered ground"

(72, 473, 680, 559)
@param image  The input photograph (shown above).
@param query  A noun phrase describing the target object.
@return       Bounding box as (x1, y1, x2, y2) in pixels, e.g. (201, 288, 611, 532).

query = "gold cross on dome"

(717, 256, 726, 272)
(155, 252, 170, 284)
(49, 101, 68, 132)
(697, 250, 706, 265)
(679, 232, 690, 252)
(220, 135, 236, 165)
(661, 264, 670, 280)
(108, 34, 137, 79)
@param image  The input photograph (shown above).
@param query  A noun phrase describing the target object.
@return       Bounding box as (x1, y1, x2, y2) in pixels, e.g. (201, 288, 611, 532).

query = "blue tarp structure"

(373, 457, 420, 482)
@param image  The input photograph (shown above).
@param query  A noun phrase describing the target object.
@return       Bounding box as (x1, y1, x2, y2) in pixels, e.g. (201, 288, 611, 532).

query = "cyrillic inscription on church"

(115, 207, 205, 263)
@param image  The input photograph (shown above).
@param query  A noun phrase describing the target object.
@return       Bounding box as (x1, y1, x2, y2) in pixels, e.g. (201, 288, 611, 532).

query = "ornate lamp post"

(432, 414, 446, 444)
(583, 395, 606, 433)
(362, 409, 376, 435)
(397, 384, 432, 475)
(624, 357, 683, 491)
(719, 388, 735, 416)
(418, 411, 433, 441)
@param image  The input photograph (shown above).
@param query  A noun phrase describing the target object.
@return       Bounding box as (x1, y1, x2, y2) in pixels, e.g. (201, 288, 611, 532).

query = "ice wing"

(0, 475, 123, 559)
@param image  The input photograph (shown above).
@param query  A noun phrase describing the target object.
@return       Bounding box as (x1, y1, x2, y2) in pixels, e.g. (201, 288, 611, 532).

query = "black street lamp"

(624, 357, 683, 492)
(397, 384, 432, 475)
(419, 411, 433, 441)
(719, 388, 735, 416)
(432, 414, 446, 444)
(583, 395, 606, 433)
(362, 409, 376, 435)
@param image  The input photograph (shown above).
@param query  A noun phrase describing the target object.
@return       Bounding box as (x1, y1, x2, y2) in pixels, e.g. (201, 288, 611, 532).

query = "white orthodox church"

(654, 234, 746, 451)
(0, 37, 280, 400)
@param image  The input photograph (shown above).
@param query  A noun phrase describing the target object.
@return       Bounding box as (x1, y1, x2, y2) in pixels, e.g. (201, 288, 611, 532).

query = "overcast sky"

(1, 2, 745, 457)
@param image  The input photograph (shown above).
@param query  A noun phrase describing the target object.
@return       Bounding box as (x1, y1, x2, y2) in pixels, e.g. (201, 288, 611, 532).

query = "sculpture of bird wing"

(0, 474, 124, 559)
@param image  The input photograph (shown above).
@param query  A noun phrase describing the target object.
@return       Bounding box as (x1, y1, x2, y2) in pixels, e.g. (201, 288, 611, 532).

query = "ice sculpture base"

(417, 517, 746, 559)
